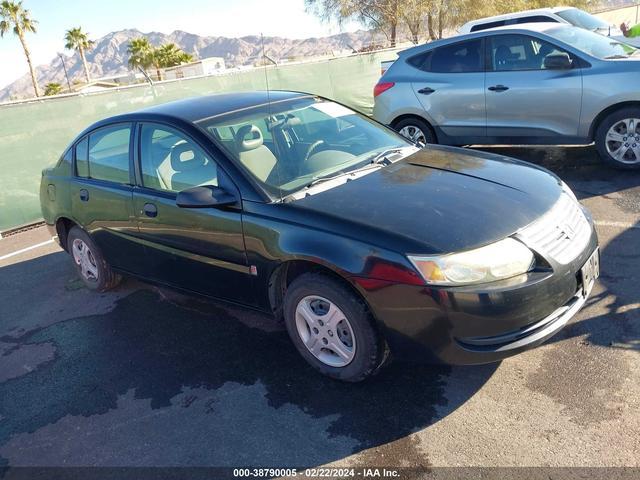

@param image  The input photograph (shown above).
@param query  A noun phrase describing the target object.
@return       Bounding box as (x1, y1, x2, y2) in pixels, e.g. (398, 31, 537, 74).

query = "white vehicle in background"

(459, 7, 623, 38)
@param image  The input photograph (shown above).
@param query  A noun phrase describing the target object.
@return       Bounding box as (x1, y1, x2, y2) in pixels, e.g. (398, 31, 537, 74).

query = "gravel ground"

(0, 145, 638, 477)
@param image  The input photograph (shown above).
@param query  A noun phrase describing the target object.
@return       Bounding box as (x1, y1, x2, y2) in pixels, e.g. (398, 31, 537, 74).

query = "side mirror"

(176, 185, 237, 208)
(544, 53, 572, 70)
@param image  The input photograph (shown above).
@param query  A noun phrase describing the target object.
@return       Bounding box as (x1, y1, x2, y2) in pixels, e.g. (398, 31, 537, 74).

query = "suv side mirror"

(544, 53, 572, 70)
(176, 185, 237, 208)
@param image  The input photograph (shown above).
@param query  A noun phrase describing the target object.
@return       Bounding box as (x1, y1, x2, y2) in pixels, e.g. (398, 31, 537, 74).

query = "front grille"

(517, 193, 591, 265)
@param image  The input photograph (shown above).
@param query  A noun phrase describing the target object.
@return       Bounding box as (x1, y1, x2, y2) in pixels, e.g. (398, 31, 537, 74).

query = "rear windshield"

(555, 8, 609, 31)
(547, 26, 638, 59)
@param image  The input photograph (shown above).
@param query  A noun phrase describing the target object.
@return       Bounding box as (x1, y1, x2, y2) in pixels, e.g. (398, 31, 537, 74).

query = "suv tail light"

(373, 82, 395, 98)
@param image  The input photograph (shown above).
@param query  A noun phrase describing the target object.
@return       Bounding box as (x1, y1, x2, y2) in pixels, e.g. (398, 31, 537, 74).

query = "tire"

(393, 117, 436, 146)
(67, 226, 121, 292)
(595, 107, 640, 169)
(283, 273, 389, 382)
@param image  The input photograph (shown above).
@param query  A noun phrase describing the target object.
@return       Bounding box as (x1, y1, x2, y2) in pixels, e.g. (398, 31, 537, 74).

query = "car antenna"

(261, 32, 285, 202)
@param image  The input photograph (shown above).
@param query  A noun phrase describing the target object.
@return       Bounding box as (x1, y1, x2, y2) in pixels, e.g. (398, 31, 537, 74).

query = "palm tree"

(64, 27, 94, 83)
(44, 82, 62, 96)
(152, 43, 193, 79)
(127, 37, 154, 77)
(0, 0, 40, 97)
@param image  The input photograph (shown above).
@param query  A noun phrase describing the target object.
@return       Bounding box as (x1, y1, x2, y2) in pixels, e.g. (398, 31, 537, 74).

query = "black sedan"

(40, 91, 600, 381)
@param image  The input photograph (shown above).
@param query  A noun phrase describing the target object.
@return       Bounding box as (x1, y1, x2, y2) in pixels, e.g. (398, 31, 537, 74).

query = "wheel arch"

(390, 114, 437, 142)
(589, 101, 640, 140)
(54, 216, 79, 252)
(268, 259, 371, 323)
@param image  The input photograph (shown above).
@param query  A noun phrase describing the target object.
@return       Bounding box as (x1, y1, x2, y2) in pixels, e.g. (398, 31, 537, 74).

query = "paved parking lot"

(0, 145, 638, 473)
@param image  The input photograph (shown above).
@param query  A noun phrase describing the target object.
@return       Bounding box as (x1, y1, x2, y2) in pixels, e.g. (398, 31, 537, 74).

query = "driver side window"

(139, 124, 218, 192)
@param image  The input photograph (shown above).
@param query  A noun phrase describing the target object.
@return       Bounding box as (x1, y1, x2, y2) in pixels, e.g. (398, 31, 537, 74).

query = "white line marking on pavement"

(0, 239, 54, 262)
(594, 220, 640, 229)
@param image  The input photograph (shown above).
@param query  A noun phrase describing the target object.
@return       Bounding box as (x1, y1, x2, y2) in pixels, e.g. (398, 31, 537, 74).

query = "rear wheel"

(393, 117, 435, 146)
(283, 273, 389, 382)
(67, 226, 121, 291)
(595, 108, 640, 169)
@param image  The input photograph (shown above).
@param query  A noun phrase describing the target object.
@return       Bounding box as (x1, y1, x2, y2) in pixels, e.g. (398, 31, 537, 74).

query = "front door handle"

(143, 203, 158, 218)
(79, 189, 89, 202)
(488, 84, 509, 92)
(418, 87, 435, 95)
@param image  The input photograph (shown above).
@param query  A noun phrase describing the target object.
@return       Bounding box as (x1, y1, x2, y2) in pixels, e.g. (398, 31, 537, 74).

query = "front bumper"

(364, 223, 599, 365)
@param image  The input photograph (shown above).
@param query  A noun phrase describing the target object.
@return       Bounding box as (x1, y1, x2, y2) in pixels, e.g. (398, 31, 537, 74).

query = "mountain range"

(0, 28, 383, 101)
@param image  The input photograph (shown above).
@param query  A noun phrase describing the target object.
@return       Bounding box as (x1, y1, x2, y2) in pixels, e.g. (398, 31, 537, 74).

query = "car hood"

(289, 146, 563, 254)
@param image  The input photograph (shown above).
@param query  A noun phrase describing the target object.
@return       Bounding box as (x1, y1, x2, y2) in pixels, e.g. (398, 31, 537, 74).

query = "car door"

(409, 38, 486, 142)
(485, 33, 583, 141)
(71, 123, 146, 273)
(132, 122, 253, 304)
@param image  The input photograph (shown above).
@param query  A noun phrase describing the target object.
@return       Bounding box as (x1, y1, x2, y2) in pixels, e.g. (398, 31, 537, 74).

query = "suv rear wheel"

(283, 273, 389, 382)
(595, 108, 640, 169)
(393, 117, 435, 146)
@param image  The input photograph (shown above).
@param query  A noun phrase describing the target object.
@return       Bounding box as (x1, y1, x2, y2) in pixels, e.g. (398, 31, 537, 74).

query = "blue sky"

(0, 0, 361, 88)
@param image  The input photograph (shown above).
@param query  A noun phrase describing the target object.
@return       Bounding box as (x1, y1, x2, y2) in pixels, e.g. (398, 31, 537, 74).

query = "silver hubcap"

(295, 295, 356, 368)
(399, 125, 427, 146)
(72, 239, 99, 282)
(605, 118, 640, 164)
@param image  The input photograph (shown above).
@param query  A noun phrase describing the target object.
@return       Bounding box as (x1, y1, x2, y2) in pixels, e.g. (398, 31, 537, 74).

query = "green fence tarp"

(0, 48, 401, 231)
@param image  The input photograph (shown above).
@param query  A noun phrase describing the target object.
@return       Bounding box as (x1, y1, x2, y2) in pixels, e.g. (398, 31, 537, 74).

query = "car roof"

(462, 6, 572, 26)
(135, 90, 311, 123)
(398, 22, 570, 57)
(95, 90, 312, 128)
(482, 21, 568, 34)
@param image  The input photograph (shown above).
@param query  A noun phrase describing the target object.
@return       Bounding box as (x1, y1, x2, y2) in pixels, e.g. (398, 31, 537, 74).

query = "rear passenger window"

(513, 15, 558, 25)
(75, 137, 89, 177)
(430, 40, 483, 73)
(470, 20, 506, 32)
(78, 125, 131, 183)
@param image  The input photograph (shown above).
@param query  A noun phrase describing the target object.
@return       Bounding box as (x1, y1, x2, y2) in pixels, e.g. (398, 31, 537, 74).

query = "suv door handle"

(79, 189, 89, 202)
(417, 87, 435, 95)
(488, 85, 509, 92)
(143, 203, 158, 218)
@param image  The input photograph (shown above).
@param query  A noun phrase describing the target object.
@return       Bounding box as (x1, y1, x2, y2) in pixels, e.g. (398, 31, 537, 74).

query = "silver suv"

(373, 23, 640, 169)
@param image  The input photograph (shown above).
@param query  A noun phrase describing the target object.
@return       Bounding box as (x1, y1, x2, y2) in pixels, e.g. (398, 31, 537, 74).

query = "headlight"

(408, 238, 535, 286)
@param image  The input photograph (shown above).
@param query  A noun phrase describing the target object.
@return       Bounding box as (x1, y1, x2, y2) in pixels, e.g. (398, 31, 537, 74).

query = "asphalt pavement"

(0, 145, 638, 476)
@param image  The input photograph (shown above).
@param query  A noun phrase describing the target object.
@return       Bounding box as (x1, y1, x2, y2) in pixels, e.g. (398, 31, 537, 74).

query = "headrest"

(235, 124, 264, 152)
(495, 45, 517, 62)
(170, 142, 205, 171)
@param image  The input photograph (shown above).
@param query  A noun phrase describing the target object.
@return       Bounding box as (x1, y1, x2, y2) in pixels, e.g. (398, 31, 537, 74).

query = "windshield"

(555, 8, 609, 31)
(546, 26, 637, 58)
(198, 97, 411, 199)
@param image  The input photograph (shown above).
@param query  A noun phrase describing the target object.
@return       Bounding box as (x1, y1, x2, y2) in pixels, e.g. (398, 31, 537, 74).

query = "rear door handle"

(417, 87, 435, 95)
(143, 203, 158, 218)
(79, 189, 89, 202)
(488, 85, 509, 92)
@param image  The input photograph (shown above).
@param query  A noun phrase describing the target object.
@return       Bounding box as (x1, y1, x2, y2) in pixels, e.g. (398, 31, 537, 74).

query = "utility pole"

(58, 53, 72, 92)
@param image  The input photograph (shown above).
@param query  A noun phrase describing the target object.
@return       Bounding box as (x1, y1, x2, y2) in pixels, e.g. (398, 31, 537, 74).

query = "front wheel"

(283, 273, 389, 382)
(595, 108, 640, 169)
(393, 117, 435, 147)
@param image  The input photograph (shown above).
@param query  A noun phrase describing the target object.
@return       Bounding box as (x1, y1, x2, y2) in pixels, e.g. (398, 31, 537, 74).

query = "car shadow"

(0, 252, 498, 468)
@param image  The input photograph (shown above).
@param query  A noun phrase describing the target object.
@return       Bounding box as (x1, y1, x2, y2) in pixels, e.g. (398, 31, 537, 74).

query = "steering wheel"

(304, 140, 325, 163)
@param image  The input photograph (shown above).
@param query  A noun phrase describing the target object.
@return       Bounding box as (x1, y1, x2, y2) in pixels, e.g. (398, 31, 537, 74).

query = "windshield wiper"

(366, 147, 409, 165)
(604, 54, 629, 59)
